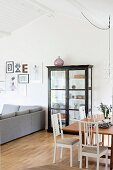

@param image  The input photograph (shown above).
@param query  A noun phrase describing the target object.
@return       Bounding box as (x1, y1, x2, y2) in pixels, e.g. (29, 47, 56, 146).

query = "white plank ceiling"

(0, 0, 47, 33)
(0, 0, 113, 36)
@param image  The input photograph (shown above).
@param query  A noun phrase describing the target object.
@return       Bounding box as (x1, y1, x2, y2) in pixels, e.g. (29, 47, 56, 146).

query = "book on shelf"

(74, 75, 85, 79)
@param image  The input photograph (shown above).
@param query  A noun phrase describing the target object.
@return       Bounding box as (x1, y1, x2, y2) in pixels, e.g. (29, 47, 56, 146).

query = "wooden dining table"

(63, 118, 113, 170)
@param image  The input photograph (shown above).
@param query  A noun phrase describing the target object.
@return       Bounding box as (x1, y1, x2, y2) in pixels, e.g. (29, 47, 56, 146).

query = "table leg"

(82, 133, 84, 144)
(110, 135, 113, 170)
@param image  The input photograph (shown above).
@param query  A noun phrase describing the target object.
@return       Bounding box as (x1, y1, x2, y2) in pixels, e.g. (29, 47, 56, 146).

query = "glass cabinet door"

(69, 70, 85, 124)
(51, 71, 67, 127)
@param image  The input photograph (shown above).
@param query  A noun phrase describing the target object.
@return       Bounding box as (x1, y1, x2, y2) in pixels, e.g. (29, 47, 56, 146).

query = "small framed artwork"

(18, 74, 29, 84)
(5, 74, 17, 91)
(30, 62, 43, 83)
(6, 61, 14, 73)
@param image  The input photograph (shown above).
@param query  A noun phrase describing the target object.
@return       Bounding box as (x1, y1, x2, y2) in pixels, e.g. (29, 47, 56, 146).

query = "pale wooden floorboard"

(1, 130, 110, 170)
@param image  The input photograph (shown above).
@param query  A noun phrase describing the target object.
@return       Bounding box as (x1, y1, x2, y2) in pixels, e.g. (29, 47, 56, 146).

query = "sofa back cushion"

(15, 110, 29, 116)
(0, 112, 15, 119)
(19, 106, 42, 113)
(1, 104, 19, 114)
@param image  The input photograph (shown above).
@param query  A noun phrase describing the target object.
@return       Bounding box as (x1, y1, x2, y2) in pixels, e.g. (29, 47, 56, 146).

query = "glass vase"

(54, 56, 64, 66)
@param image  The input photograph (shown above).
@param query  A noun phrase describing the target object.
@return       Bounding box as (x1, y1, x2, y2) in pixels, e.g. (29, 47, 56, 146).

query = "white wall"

(0, 15, 112, 126)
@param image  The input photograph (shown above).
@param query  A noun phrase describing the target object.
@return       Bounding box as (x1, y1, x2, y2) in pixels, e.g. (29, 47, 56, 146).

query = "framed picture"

(30, 62, 43, 83)
(18, 74, 29, 84)
(5, 74, 17, 91)
(6, 61, 14, 73)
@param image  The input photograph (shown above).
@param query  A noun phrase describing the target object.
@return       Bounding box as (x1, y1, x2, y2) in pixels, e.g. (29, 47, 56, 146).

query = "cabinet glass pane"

(69, 110, 79, 124)
(51, 90, 65, 109)
(69, 91, 85, 109)
(88, 90, 91, 114)
(69, 70, 85, 89)
(51, 110, 66, 127)
(51, 71, 65, 89)
(88, 68, 91, 88)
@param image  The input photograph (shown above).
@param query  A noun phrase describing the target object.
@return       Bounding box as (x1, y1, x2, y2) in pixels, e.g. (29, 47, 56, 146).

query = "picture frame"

(6, 61, 14, 73)
(5, 74, 17, 91)
(30, 62, 43, 84)
(18, 74, 29, 84)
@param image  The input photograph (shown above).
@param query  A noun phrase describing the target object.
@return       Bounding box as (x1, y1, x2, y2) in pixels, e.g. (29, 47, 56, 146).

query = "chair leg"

(79, 154, 82, 169)
(102, 134, 104, 146)
(70, 146, 73, 167)
(97, 158, 99, 170)
(53, 145, 56, 163)
(106, 150, 108, 170)
(108, 135, 109, 146)
(78, 144, 80, 161)
(60, 147, 63, 159)
(86, 157, 88, 168)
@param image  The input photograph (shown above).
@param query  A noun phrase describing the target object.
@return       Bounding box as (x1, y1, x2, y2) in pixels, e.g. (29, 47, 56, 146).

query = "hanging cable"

(82, 12, 111, 78)
(108, 16, 111, 78)
(81, 12, 109, 30)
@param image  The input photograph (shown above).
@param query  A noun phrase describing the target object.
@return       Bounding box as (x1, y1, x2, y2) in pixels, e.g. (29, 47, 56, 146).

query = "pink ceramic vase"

(54, 56, 64, 66)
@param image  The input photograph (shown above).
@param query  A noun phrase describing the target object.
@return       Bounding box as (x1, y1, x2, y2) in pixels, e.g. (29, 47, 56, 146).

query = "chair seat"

(82, 146, 108, 154)
(57, 138, 79, 145)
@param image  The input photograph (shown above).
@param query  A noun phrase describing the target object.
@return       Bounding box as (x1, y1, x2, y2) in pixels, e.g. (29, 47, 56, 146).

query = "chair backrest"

(79, 120, 99, 154)
(92, 113, 104, 121)
(51, 113, 63, 142)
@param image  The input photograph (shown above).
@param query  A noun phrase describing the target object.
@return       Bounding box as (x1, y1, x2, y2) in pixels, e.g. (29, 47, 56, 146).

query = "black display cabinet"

(47, 65, 93, 132)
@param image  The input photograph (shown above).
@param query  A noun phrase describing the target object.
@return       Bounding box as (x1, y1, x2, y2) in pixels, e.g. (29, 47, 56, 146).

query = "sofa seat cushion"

(0, 112, 15, 119)
(19, 106, 43, 113)
(1, 104, 19, 114)
(15, 110, 29, 116)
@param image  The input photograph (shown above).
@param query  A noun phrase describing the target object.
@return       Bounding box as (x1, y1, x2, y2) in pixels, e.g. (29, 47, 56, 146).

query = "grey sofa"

(0, 104, 45, 144)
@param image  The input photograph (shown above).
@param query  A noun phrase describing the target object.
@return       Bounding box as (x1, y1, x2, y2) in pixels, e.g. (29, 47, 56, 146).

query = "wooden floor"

(1, 130, 110, 170)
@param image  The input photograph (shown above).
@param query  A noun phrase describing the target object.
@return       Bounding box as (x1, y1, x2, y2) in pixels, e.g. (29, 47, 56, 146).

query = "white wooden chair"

(79, 120, 108, 170)
(51, 113, 79, 167)
(92, 114, 111, 147)
(91, 113, 104, 146)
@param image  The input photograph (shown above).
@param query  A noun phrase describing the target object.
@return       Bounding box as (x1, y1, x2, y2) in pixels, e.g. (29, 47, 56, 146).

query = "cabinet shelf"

(51, 108, 66, 110)
(69, 88, 91, 91)
(69, 108, 79, 111)
(51, 89, 66, 90)
(69, 89, 85, 91)
(70, 98, 85, 100)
